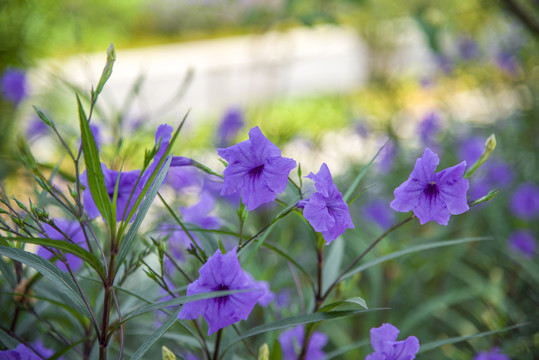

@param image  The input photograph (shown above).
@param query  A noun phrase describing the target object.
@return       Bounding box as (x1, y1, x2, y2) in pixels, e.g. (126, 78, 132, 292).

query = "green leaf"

(322, 236, 344, 294)
(130, 308, 180, 360)
(0, 255, 16, 287)
(419, 323, 526, 353)
(78, 94, 112, 226)
(117, 156, 171, 267)
(341, 237, 492, 281)
(324, 339, 370, 359)
(0, 328, 18, 349)
(270, 339, 282, 360)
(32, 105, 54, 127)
(0, 246, 91, 318)
(93, 43, 116, 101)
(318, 297, 368, 312)
(343, 139, 390, 203)
(223, 309, 381, 355)
(4, 236, 105, 280)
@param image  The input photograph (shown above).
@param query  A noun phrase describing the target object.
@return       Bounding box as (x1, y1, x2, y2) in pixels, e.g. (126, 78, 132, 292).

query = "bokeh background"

(1, 0, 538, 358)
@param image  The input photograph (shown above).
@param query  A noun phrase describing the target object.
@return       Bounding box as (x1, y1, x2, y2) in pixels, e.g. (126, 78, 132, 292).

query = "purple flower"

(495, 51, 519, 75)
(510, 183, 539, 220)
(473, 347, 510, 360)
(216, 107, 245, 147)
(487, 160, 513, 187)
(458, 136, 485, 167)
(366, 323, 419, 360)
(217, 126, 296, 211)
(418, 112, 441, 147)
(178, 249, 263, 335)
(390, 148, 469, 225)
(363, 199, 395, 230)
(1, 67, 28, 104)
(377, 142, 396, 174)
(140, 124, 174, 188)
(245, 273, 275, 307)
(278, 325, 328, 360)
(299, 163, 354, 244)
(0, 343, 42, 360)
(458, 36, 479, 60)
(508, 230, 536, 259)
(32, 340, 63, 360)
(82, 164, 141, 222)
(37, 220, 87, 272)
(166, 166, 201, 193)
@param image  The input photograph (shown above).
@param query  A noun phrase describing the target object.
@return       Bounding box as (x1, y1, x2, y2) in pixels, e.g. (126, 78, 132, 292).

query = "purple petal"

(436, 162, 469, 215)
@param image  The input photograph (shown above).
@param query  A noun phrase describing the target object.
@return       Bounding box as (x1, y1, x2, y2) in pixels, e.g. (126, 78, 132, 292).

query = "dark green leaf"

(0, 328, 18, 349)
(78, 95, 112, 225)
(341, 237, 492, 280)
(4, 236, 105, 280)
(0, 246, 90, 318)
(130, 308, 180, 360)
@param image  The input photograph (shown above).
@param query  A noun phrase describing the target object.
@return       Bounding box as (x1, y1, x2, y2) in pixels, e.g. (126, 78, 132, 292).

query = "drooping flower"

(217, 126, 296, 211)
(508, 230, 536, 259)
(216, 107, 244, 147)
(510, 183, 539, 220)
(81, 164, 141, 222)
(299, 163, 354, 244)
(473, 347, 510, 360)
(178, 249, 263, 335)
(278, 325, 328, 360)
(37, 219, 87, 272)
(1, 67, 28, 104)
(366, 323, 419, 360)
(363, 199, 395, 230)
(0, 343, 42, 360)
(390, 148, 469, 225)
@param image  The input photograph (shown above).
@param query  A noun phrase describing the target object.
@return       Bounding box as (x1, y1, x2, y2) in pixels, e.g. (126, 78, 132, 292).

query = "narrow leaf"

(78, 95, 112, 225)
(322, 236, 344, 294)
(4, 236, 105, 280)
(343, 139, 390, 202)
(0, 246, 90, 318)
(0, 328, 18, 349)
(318, 297, 368, 312)
(117, 156, 171, 267)
(419, 323, 526, 353)
(130, 308, 180, 360)
(342, 237, 492, 280)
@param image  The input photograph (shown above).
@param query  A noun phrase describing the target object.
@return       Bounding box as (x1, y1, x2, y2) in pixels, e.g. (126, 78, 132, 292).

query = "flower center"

(215, 284, 230, 304)
(248, 164, 265, 179)
(424, 181, 439, 198)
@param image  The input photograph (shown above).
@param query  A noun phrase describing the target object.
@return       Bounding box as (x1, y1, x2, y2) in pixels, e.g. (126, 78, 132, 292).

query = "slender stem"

(321, 214, 415, 302)
(213, 329, 223, 360)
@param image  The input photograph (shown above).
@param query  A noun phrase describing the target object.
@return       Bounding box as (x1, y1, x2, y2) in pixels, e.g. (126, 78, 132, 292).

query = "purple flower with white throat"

(390, 148, 469, 225)
(278, 325, 328, 360)
(473, 347, 510, 360)
(178, 248, 263, 335)
(299, 163, 354, 244)
(366, 323, 419, 360)
(217, 126, 296, 211)
(1, 67, 28, 104)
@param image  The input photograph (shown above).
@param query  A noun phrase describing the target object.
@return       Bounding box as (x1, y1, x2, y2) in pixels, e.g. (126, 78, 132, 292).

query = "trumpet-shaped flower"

(178, 249, 263, 335)
(366, 323, 419, 360)
(390, 148, 469, 225)
(299, 163, 354, 244)
(218, 126, 296, 210)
